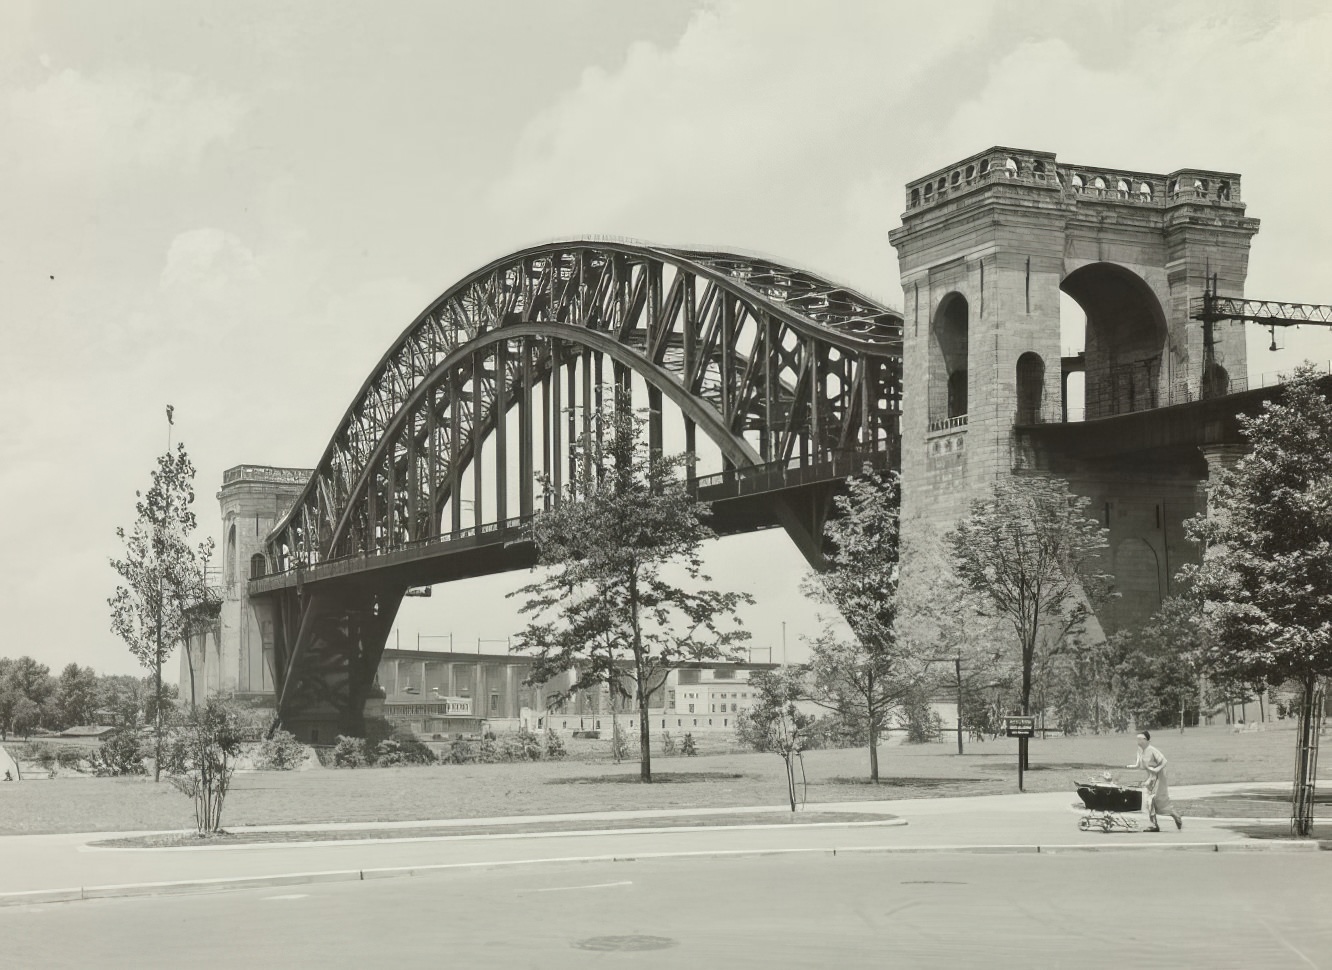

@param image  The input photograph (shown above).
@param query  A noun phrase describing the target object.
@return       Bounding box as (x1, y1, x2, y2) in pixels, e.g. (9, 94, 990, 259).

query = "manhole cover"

(573, 935, 679, 952)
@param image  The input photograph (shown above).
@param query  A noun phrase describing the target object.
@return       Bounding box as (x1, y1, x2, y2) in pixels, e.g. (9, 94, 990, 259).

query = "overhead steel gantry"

(254, 241, 904, 736)
(1195, 282, 1332, 397)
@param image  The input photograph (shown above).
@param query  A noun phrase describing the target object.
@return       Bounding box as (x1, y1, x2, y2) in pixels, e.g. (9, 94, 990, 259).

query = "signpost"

(1004, 715, 1037, 791)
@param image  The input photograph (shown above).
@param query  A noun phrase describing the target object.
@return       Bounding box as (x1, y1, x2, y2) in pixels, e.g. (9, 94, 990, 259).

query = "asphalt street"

(3, 851, 1329, 969)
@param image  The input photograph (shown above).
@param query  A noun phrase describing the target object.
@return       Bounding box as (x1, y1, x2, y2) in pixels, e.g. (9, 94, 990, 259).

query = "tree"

(513, 403, 752, 782)
(735, 667, 818, 811)
(800, 470, 931, 781)
(0, 656, 55, 739)
(54, 663, 100, 730)
(161, 697, 245, 835)
(947, 476, 1115, 767)
(897, 521, 1013, 748)
(109, 439, 215, 781)
(1185, 364, 1332, 837)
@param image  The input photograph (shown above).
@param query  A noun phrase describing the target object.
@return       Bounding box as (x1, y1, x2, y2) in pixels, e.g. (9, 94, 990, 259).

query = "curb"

(81, 817, 907, 853)
(1, 838, 1319, 908)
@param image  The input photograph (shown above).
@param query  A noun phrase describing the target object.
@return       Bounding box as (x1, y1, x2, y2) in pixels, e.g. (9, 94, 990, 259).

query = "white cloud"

(5, 67, 246, 176)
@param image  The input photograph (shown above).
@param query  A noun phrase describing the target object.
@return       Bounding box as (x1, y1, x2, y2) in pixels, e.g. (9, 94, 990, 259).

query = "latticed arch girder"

(268, 242, 903, 572)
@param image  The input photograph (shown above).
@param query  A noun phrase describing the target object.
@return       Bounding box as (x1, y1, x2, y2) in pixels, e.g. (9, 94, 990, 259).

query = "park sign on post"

(1004, 716, 1036, 738)
(1004, 716, 1036, 792)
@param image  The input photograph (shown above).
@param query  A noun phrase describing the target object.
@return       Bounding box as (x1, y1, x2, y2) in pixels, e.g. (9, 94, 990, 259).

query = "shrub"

(510, 727, 544, 761)
(26, 742, 58, 771)
(477, 737, 499, 763)
(332, 735, 368, 768)
(88, 728, 147, 776)
(661, 731, 677, 755)
(544, 728, 566, 760)
(906, 706, 944, 744)
(56, 747, 86, 770)
(681, 732, 697, 757)
(162, 699, 246, 835)
(254, 729, 307, 770)
(375, 739, 406, 766)
(444, 737, 477, 764)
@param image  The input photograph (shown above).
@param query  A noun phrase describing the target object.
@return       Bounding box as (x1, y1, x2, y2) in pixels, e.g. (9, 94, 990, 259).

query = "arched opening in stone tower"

(1015, 352, 1045, 424)
(1060, 263, 1167, 420)
(930, 293, 968, 425)
(225, 523, 237, 587)
(1202, 361, 1230, 398)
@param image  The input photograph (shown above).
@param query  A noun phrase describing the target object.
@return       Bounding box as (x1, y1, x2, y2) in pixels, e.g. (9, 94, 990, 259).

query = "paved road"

(3, 851, 1328, 968)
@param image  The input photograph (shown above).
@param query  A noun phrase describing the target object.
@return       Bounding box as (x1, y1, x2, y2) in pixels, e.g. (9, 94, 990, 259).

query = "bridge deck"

(249, 445, 895, 596)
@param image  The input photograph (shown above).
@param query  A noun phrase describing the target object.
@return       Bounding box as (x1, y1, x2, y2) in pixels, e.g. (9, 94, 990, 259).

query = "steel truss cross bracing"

(255, 241, 904, 735)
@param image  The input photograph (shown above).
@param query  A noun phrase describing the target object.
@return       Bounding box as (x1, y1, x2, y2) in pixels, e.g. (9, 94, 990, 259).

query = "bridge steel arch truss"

(258, 242, 903, 736)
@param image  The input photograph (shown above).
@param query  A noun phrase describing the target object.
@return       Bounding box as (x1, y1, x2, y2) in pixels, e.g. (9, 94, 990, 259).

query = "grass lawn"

(1, 723, 1326, 836)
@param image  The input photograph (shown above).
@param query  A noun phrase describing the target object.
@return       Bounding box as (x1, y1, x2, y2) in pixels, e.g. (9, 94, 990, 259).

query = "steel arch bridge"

(251, 241, 903, 736)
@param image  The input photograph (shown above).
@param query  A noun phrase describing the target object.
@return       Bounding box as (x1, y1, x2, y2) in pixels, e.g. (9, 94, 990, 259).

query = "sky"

(2, 0, 1331, 677)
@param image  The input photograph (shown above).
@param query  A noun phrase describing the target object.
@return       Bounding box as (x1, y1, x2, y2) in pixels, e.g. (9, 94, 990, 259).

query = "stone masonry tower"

(180, 465, 313, 704)
(888, 147, 1259, 533)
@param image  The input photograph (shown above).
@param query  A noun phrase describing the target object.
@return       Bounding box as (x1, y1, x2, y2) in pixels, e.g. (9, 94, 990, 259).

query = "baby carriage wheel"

(1078, 817, 1092, 831)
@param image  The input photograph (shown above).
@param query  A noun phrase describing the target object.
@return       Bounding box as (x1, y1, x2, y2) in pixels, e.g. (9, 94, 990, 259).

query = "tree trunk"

(1021, 638, 1034, 770)
(637, 685, 651, 783)
(1291, 675, 1321, 838)
(785, 755, 797, 811)
(154, 613, 163, 784)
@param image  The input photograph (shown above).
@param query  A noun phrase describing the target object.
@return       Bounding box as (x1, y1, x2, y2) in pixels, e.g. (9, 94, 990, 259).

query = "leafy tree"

(161, 698, 245, 834)
(801, 470, 931, 781)
(87, 727, 147, 776)
(947, 476, 1114, 766)
(54, 663, 100, 729)
(10, 697, 42, 739)
(0, 657, 55, 739)
(735, 668, 817, 811)
(513, 404, 752, 782)
(897, 523, 1013, 748)
(1185, 365, 1332, 836)
(109, 439, 215, 781)
(1108, 594, 1209, 732)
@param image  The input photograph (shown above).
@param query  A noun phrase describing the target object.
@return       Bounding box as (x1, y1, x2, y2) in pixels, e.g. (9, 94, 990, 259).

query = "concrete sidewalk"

(0, 782, 1319, 907)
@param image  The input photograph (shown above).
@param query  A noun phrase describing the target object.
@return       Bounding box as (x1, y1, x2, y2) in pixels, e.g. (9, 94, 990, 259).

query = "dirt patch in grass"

(88, 810, 897, 849)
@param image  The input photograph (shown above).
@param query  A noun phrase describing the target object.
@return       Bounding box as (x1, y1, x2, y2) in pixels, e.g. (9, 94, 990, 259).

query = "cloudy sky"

(3, 0, 1330, 678)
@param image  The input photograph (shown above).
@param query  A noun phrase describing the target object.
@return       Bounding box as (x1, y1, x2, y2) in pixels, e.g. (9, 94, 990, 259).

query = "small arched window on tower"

(1217, 180, 1232, 202)
(1116, 178, 1130, 197)
(250, 553, 268, 580)
(1032, 160, 1047, 180)
(1071, 173, 1085, 191)
(1091, 176, 1107, 192)
(910, 187, 920, 207)
(1016, 352, 1046, 424)
(1004, 156, 1019, 178)
(923, 182, 934, 200)
(1138, 181, 1153, 200)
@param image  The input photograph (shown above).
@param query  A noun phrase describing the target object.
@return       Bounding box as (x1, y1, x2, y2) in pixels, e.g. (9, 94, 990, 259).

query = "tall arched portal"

(1062, 263, 1168, 420)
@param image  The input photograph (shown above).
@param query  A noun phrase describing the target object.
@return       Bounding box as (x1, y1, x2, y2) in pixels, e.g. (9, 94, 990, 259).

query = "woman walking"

(1127, 731, 1183, 832)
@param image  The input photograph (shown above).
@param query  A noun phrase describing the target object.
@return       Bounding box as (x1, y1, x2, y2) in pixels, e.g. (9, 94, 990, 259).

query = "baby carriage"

(1075, 779, 1143, 832)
